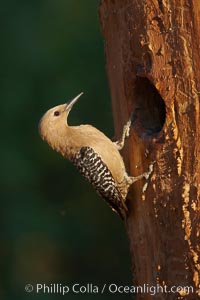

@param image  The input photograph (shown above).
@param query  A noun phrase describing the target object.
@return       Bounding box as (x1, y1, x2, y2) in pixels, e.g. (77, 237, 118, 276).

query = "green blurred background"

(1, 1, 132, 299)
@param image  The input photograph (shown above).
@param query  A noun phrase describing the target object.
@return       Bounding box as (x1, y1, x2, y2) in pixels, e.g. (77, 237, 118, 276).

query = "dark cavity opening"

(132, 77, 166, 138)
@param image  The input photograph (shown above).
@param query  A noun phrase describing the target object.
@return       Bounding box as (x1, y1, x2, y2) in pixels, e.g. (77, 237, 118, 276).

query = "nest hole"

(132, 77, 166, 138)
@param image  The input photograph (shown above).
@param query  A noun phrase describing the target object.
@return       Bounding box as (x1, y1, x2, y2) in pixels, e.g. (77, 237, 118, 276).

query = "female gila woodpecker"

(39, 93, 153, 220)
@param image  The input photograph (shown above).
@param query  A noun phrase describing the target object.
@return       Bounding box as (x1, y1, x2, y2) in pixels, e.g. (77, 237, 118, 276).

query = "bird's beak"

(64, 92, 83, 112)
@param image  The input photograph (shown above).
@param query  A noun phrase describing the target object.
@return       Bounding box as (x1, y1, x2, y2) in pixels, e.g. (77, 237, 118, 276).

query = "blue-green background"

(1, 1, 131, 299)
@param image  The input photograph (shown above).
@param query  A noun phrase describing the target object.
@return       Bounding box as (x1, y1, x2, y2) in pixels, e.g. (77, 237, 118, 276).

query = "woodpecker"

(39, 93, 153, 220)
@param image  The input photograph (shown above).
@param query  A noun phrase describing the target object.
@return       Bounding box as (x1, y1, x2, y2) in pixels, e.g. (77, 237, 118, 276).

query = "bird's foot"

(114, 118, 132, 150)
(128, 161, 155, 184)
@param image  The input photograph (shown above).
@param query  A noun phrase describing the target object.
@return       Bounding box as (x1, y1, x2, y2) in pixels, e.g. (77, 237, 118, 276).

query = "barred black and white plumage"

(71, 146, 127, 219)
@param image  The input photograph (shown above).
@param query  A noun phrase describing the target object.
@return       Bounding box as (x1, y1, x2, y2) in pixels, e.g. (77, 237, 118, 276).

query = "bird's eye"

(54, 111, 60, 116)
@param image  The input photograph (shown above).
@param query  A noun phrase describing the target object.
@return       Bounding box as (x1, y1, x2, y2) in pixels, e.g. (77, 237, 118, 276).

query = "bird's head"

(39, 92, 83, 142)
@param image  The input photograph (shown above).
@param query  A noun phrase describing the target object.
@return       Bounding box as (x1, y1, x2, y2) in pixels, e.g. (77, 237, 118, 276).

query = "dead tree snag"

(99, 1, 200, 299)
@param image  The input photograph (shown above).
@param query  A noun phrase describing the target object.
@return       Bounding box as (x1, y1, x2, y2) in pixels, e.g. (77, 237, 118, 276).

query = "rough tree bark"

(99, 1, 200, 299)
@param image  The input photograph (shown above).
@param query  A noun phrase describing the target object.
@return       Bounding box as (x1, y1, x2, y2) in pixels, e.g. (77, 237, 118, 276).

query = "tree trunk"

(99, 1, 200, 299)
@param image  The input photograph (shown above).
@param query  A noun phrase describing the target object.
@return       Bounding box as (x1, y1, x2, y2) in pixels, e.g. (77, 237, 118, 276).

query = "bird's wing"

(71, 146, 128, 219)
